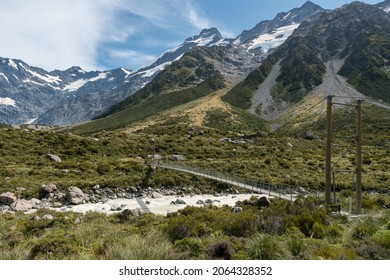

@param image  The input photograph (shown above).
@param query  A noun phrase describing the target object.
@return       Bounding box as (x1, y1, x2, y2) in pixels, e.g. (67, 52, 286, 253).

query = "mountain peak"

(199, 27, 223, 39)
(185, 27, 223, 44)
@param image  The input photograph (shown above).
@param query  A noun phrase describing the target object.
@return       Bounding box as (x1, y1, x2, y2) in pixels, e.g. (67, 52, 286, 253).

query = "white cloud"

(0, 0, 219, 71)
(109, 50, 157, 68)
(185, 1, 212, 30)
(0, 0, 118, 70)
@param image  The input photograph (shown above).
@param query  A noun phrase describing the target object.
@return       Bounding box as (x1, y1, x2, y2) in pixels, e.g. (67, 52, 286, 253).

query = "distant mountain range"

(0, 1, 389, 126)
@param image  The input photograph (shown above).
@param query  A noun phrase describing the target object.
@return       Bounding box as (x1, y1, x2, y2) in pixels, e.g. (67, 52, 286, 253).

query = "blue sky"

(0, 0, 381, 71)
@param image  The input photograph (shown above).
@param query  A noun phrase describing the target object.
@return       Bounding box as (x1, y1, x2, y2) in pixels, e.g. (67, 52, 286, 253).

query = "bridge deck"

(150, 162, 297, 201)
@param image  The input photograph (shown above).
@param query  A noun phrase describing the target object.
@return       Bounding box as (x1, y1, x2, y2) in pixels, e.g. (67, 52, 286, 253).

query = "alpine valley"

(0, 1, 390, 261)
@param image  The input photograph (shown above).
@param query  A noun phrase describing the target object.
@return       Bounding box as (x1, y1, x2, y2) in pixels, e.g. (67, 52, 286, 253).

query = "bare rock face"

(66, 187, 84, 205)
(0, 192, 17, 205)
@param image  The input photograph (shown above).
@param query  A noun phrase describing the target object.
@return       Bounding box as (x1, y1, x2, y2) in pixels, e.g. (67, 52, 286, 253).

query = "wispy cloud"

(0, 0, 116, 70)
(0, 0, 218, 71)
(109, 50, 157, 68)
(184, 1, 212, 30)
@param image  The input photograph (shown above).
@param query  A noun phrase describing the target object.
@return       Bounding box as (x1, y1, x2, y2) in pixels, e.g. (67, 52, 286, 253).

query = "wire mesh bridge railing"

(149, 162, 311, 202)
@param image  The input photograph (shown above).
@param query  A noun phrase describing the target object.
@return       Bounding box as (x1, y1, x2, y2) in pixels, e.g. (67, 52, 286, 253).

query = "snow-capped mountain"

(376, 0, 390, 12)
(0, 28, 225, 125)
(4, 1, 383, 126)
(0, 57, 134, 124)
(233, 1, 324, 56)
(134, 28, 223, 79)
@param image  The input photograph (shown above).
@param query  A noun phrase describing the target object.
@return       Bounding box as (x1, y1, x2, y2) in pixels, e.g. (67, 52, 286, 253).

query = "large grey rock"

(12, 199, 36, 212)
(39, 183, 58, 195)
(171, 199, 186, 205)
(66, 187, 84, 205)
(169, 154, 186, 161)
(151, 191, 163, 199)
(47, 154, 62, 162)
(0, 192, 17, 205)
(119, 208, 144, 222)
(42, 214, 54, 220)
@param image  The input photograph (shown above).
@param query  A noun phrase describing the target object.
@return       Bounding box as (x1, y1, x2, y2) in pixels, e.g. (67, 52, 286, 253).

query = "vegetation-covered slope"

(224, 2, 390, 112)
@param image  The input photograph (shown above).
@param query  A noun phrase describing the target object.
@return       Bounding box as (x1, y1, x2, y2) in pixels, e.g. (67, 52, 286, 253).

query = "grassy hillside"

(71, 74, 225, 135)
(0, 102, 389, 260)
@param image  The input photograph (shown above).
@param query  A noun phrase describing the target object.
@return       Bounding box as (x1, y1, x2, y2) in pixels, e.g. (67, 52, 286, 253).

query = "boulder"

(39, 183, 58, 195)
(119, 208, 144, 222)
(169, 154, 186, 161)
(231, 207, 243, 213)
(12, 199, 36, 212)
(151, 191, 163, 199)
(0, 192, 17, 205)
(175, 199, 186, 205)
(300, 131, 317, 141)
(256, 196, 271, 207)
(66, 187, 84, 205)
(47, 154, 62, 162)
(42, 214, 54, 220)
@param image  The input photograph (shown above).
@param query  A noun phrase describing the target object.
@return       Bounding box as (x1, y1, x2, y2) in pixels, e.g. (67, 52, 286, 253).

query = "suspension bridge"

(149, 162, 305, 202)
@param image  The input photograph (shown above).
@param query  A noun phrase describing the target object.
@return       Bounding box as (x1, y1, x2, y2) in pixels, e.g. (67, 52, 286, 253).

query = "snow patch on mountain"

(20, 64, 62, 85)
(248, 23, 300, 53)
(0, 72, 9, 83)
(121, 68, 133, 78)
(8, 59, 18, 70)
(139, 54, 184, 78)
(0, 97, 17, 107)
(186, 34, 218, 46)
(64, 72, 108, 92)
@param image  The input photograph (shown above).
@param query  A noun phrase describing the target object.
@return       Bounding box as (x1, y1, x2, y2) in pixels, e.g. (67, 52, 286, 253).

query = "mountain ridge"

(1, 1, 389, 127)
(223, 1, 390, 123)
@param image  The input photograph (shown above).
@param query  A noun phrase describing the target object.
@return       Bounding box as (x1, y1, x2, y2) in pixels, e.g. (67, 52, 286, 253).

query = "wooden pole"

(326, 96, 333, 204)
(355, 100, 363, 214)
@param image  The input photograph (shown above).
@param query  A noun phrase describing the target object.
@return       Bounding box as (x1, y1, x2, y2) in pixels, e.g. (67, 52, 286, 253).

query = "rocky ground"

(0, 184, 268, 216)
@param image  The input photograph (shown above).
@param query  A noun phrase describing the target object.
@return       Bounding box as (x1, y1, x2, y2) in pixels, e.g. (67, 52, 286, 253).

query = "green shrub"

(166, 215, 209, 241)
(326, 223, 344, 241)
(222, 211, 257, 237)
(29, 233, 79, 260)
(283, 227, 307, 257)
(311, 222, 327, 239)
(354, 239, 390, 260)
(103, 230, 173, 260)
(174, 238, 205, 258)
(314, 244, 356, 260)
(97, 162, 112, 174)
(372, 230, 390, 249)
(351, 217, 379, 240)
(205, 240, 234, 260)
(245, 233, 292, 260)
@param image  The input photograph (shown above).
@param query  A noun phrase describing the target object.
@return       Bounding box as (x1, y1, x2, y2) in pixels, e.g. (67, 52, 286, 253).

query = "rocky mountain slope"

(223, 2, 390, 121)
(0, 2, 325, 126)
(0, 28, 224, 125)
(91, 2, 325, 127)
(1, 1, 388, 127)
